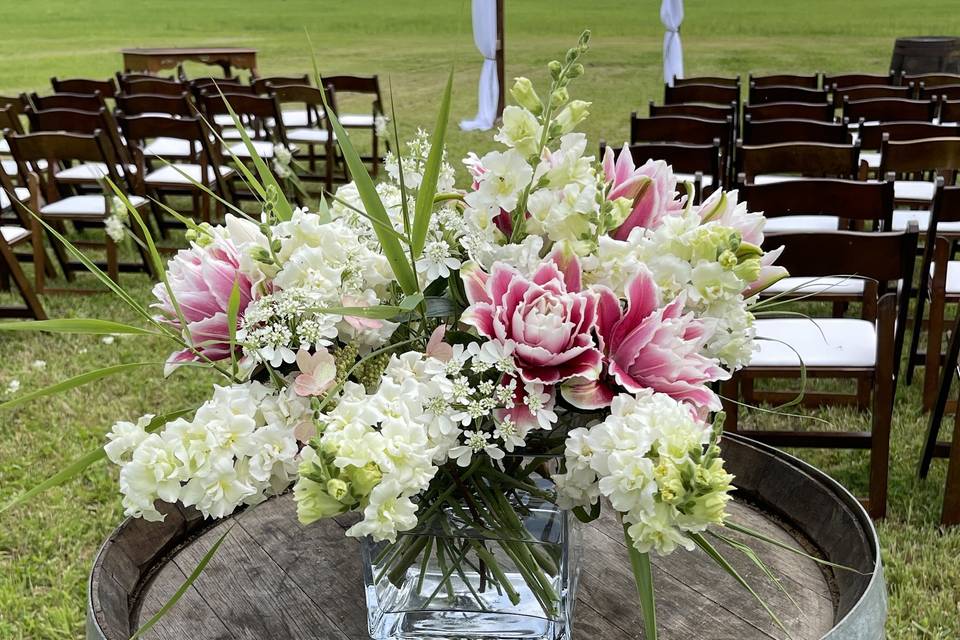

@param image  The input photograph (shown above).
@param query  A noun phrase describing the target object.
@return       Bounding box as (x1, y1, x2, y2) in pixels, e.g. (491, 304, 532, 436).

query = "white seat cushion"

(751, 318, 877, 368)
(889, 208, 960, 232)
(339, 113, 374, 127)
(0, 186, 29, 210)
(674, 172, 714, 188)
(281, 109, 319, 127)
(286, 127, 334, 144)
(55, 162, 137, 181)
(764, 215, 840, 233)
(226, 140, 297, 158)
(932, 261, 960, 295)
(213, 113, 236, 126)
(3, 159, 47, 174)
(222, 127, 259, 140)
(143, 137, 201, 159)
(144, 164, 233, 185)
(762, 276, 866, 296)
(0, 139, 8, 154)
(753, 174, 808, 185)
(1, 225, 29, 244)
(859, 151, 881, 169)
(40, 194, 146, 216)
(894, 180, 935, 202)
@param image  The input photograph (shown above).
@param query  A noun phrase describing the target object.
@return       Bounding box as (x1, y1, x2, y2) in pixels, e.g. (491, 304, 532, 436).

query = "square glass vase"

(360, 482, 581, 640)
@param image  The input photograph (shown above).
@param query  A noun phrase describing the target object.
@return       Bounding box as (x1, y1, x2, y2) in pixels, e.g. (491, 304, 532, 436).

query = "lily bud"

(554, 100, 591, 133)
(510, 77, 543, 115)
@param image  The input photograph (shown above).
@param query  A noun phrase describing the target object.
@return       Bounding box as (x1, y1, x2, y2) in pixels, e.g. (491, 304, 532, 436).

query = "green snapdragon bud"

(510, 77, 543, 115)
(294, 477, 349, 525)
(548, 60, 562, 80)
(718, 249, 738, 270)
(348, 462, 383, 497)
(554, 100, 591, 134)
(734, 256, 762, 283)
(550, 86, 570, 109)
(567, 63, 585, 79)
(326, 478, 350, 502)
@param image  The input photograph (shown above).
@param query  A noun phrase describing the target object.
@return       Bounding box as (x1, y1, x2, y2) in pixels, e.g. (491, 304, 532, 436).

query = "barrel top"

(88, 435, 883, 640)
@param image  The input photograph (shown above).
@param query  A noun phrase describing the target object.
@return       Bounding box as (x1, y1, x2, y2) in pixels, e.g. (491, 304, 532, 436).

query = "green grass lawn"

(2, 0, 960, 637)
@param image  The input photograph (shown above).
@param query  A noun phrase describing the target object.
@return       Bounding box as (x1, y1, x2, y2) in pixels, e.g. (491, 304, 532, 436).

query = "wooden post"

(495, 0, 505, 120)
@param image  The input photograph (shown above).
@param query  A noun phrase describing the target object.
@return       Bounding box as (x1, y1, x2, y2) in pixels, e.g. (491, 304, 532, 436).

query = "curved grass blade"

(724, 521, 865, 574)
(130, 525, 234, 640)
(623, 524, 658, 640)
(312, 293, 424, 320)
(411, 68, 454, 259)
(0, 319, 157, 335)
(387, 77, 411, 238)
(708, 531, 801, 611)
(0, 409, 192, 515)
(0, 362, 158, 410)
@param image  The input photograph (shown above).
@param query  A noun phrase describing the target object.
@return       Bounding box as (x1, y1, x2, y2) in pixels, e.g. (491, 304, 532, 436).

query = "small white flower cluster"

(383, 128, 456, 192)
(106, 381, 313, 522)
(104, 196, 128, 244)
(239, 288, 340, 367)
(272, 144, 294, 179)
(554, 390, 733, 556)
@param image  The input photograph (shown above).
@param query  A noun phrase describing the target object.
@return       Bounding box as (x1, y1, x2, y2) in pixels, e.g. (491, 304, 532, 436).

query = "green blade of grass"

(312, 293, 424, 319)
(411, 67, 454, 259)
(724, 521, 865, 574)
(0, 319, 157, 335)
(0, 361, 158, 410)
(708, 531, 801, 611)
(623, 524, 658, 640)
(226, 277, 242, 373)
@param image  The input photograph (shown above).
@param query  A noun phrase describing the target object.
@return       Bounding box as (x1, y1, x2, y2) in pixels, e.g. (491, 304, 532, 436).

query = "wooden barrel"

(890, 36, 960, 75)
(87, 434, 885, 640)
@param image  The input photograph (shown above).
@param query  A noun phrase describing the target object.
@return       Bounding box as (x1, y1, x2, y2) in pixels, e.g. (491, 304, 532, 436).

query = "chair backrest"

(842, 97, 936, 123)
(1, 95, 27, 120)
(743, 101, 835, 122)
(268, 83, 334, 124)
(116, 71, 174, 82)
(823, 72, 897, 89)
(736, 141, 860, 182)
(120, 77, 188, 96)
(647, 101, 737, 121)
(664, 83, 740, 106)
(749, 84, 828, 104)
(199, 92, 286, 142)
(741, 179, 894, 229)
(742, 117, 849, 145)
(917, 84, 960, 101)
(50, 77, 118, 98)
(28, 91, 106, 112)
(749, 73, 820, 88)
(114, 92, 195, 117)
(323, 75, 381, 97)
(252, 74, 310, 94)
(189, 78, 255, 99)
(24, 106, 131, 169)
(629, 114, 731, 146)
(942, 99, 960, 124)
(879, 137, 960, 179)
(0, 105, 25, 136)
(902, 73, 960, 88)
(831, 84, 913, 108)
(858, 121, 960, 149)
(929, 179, 960, 228)
(673, 75, 740, 88)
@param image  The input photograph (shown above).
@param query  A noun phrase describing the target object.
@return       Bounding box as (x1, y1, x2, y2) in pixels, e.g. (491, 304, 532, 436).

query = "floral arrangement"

(3, 32, 801, 639)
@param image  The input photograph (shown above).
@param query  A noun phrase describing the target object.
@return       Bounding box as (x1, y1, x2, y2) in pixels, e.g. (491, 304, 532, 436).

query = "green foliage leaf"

(313, 293, 424, 320)
(227, 278, 242, 372)
(0, 362, 158, 411)
(623, 524, 658, 640)
(0, 319, 156, 335)
(411, 68, 454, 259)
(572, 501, 601, 523)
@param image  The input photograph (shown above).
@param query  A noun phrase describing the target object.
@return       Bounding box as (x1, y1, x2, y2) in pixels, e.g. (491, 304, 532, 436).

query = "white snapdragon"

(464, 149, 533, 216)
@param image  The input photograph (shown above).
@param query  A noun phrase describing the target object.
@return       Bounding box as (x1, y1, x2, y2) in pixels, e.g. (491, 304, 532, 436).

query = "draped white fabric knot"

(660, 0, 684, 87)
(460, 0, 499, 131)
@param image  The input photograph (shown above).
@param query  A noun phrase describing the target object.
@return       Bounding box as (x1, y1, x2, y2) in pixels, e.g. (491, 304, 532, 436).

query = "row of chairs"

(675, 70, 960, 98)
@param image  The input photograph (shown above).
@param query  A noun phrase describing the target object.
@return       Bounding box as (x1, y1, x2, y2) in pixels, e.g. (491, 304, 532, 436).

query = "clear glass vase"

(361, 469, 581, 640)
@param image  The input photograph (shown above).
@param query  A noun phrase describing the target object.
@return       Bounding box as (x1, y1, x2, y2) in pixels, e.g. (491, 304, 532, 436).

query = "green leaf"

(0, 319, 156, 335)
(0, 362, 158, 411)
(623, 524, 658, 640)
(130, 525, 233, 640)
(411, 68, 454, 259)
(724, 521, 864, 574)
(215, 88, 293, 221)
(227, 277, 242, 372)
(572, 501, 601, 523)
(313, 293, 423, 320)
(0, 409, 191, 515)
(306, 38, 419, 295)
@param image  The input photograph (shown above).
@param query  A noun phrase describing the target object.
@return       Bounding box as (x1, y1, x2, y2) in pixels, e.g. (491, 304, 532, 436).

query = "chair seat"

(3, 159, 47, 174)
(213, 113, 236, 126)
(339, 113, 375, 127)
(0, 186, 29, 211)
(761, 276, 866, 296)
(1, 225, 30, 245)
(889, 208, 960, 232)
(143, 137, 202, 159)
(932, 261, 960, 295)
(222, 127, 259, 140)
(894, 180, 935, 202)
(266, 109, 321, 128)
(859, 151, 881, 169)
(674, 172, 714, 188)
(286, 127, 334, 144)
(40, 194, 147, 217)
(144, 164, 234, 186)
(764, 215, 840, 233)
(752, 175, 807, 185)
(55, 162, 137, 181)
(751, 318, 877, 368)
(226, 140, 296, 159)
(0, 139, 8, 154)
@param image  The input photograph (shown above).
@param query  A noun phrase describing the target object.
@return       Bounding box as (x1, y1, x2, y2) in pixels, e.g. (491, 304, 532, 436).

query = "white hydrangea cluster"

(294, 343, 558, 542)
(554, 390, 734, 555)
(105, 382, 313, 522)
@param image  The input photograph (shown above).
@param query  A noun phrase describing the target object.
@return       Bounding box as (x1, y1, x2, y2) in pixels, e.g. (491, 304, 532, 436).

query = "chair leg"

(907, 277, 931, 388)
(921, 312, 960, 478)
(48, 221, 74, 282)
(942, 408, 960, 526)
(924, 292, 947, 412)
(0, 240, 45, 319)
(32, 215, 46, 294)
(868, 372, 892, 519)
(105, 237, 119, 283)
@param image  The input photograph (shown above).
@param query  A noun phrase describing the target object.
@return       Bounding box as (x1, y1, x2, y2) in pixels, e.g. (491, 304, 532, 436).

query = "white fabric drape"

(661, 0, 684, 87)
(460, 0, 499, 131)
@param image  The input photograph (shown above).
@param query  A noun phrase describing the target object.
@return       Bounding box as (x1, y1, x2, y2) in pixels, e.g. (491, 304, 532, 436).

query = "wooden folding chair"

(4, 130, 153, 292)
(26, 91, 107, 112)
(823, 72, 897, 89)
(50, 77, 118, 99)
(648, 100, 737, 122)
(118, 77, 188, 97)
(742, 117, 849, 145)
(857, 121, 960, 177)
(902, 73, 960, 89)
(917, 84, 960, 101)
(600, 140, 720, 204)
(879, 136, 960, 209)
(119, 114, 235, 227)
(0, 104, 27, 179)
(748, 84, 829, 105)
(628, 114, 732, 188)
(0, 160, 56, 287)
(831, 84, 913, 108)
(672, 75, 740, 88)
(743, 101, 835, 122)
(663, 83, 740, 107)
(907, 182, 960, 409)
(114, 93, 200, 161)
(323, 75, 387, 176)
(736, 140, 860, 185)
(721, 226, 919, 518)
(842, 97, 937, 124)
(0, 210, 46, 320)
(268, 84, 339, 192)
(749, 73, 820, 88)
(252, 75, 310, 94)
(198, 92, 292, 159)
